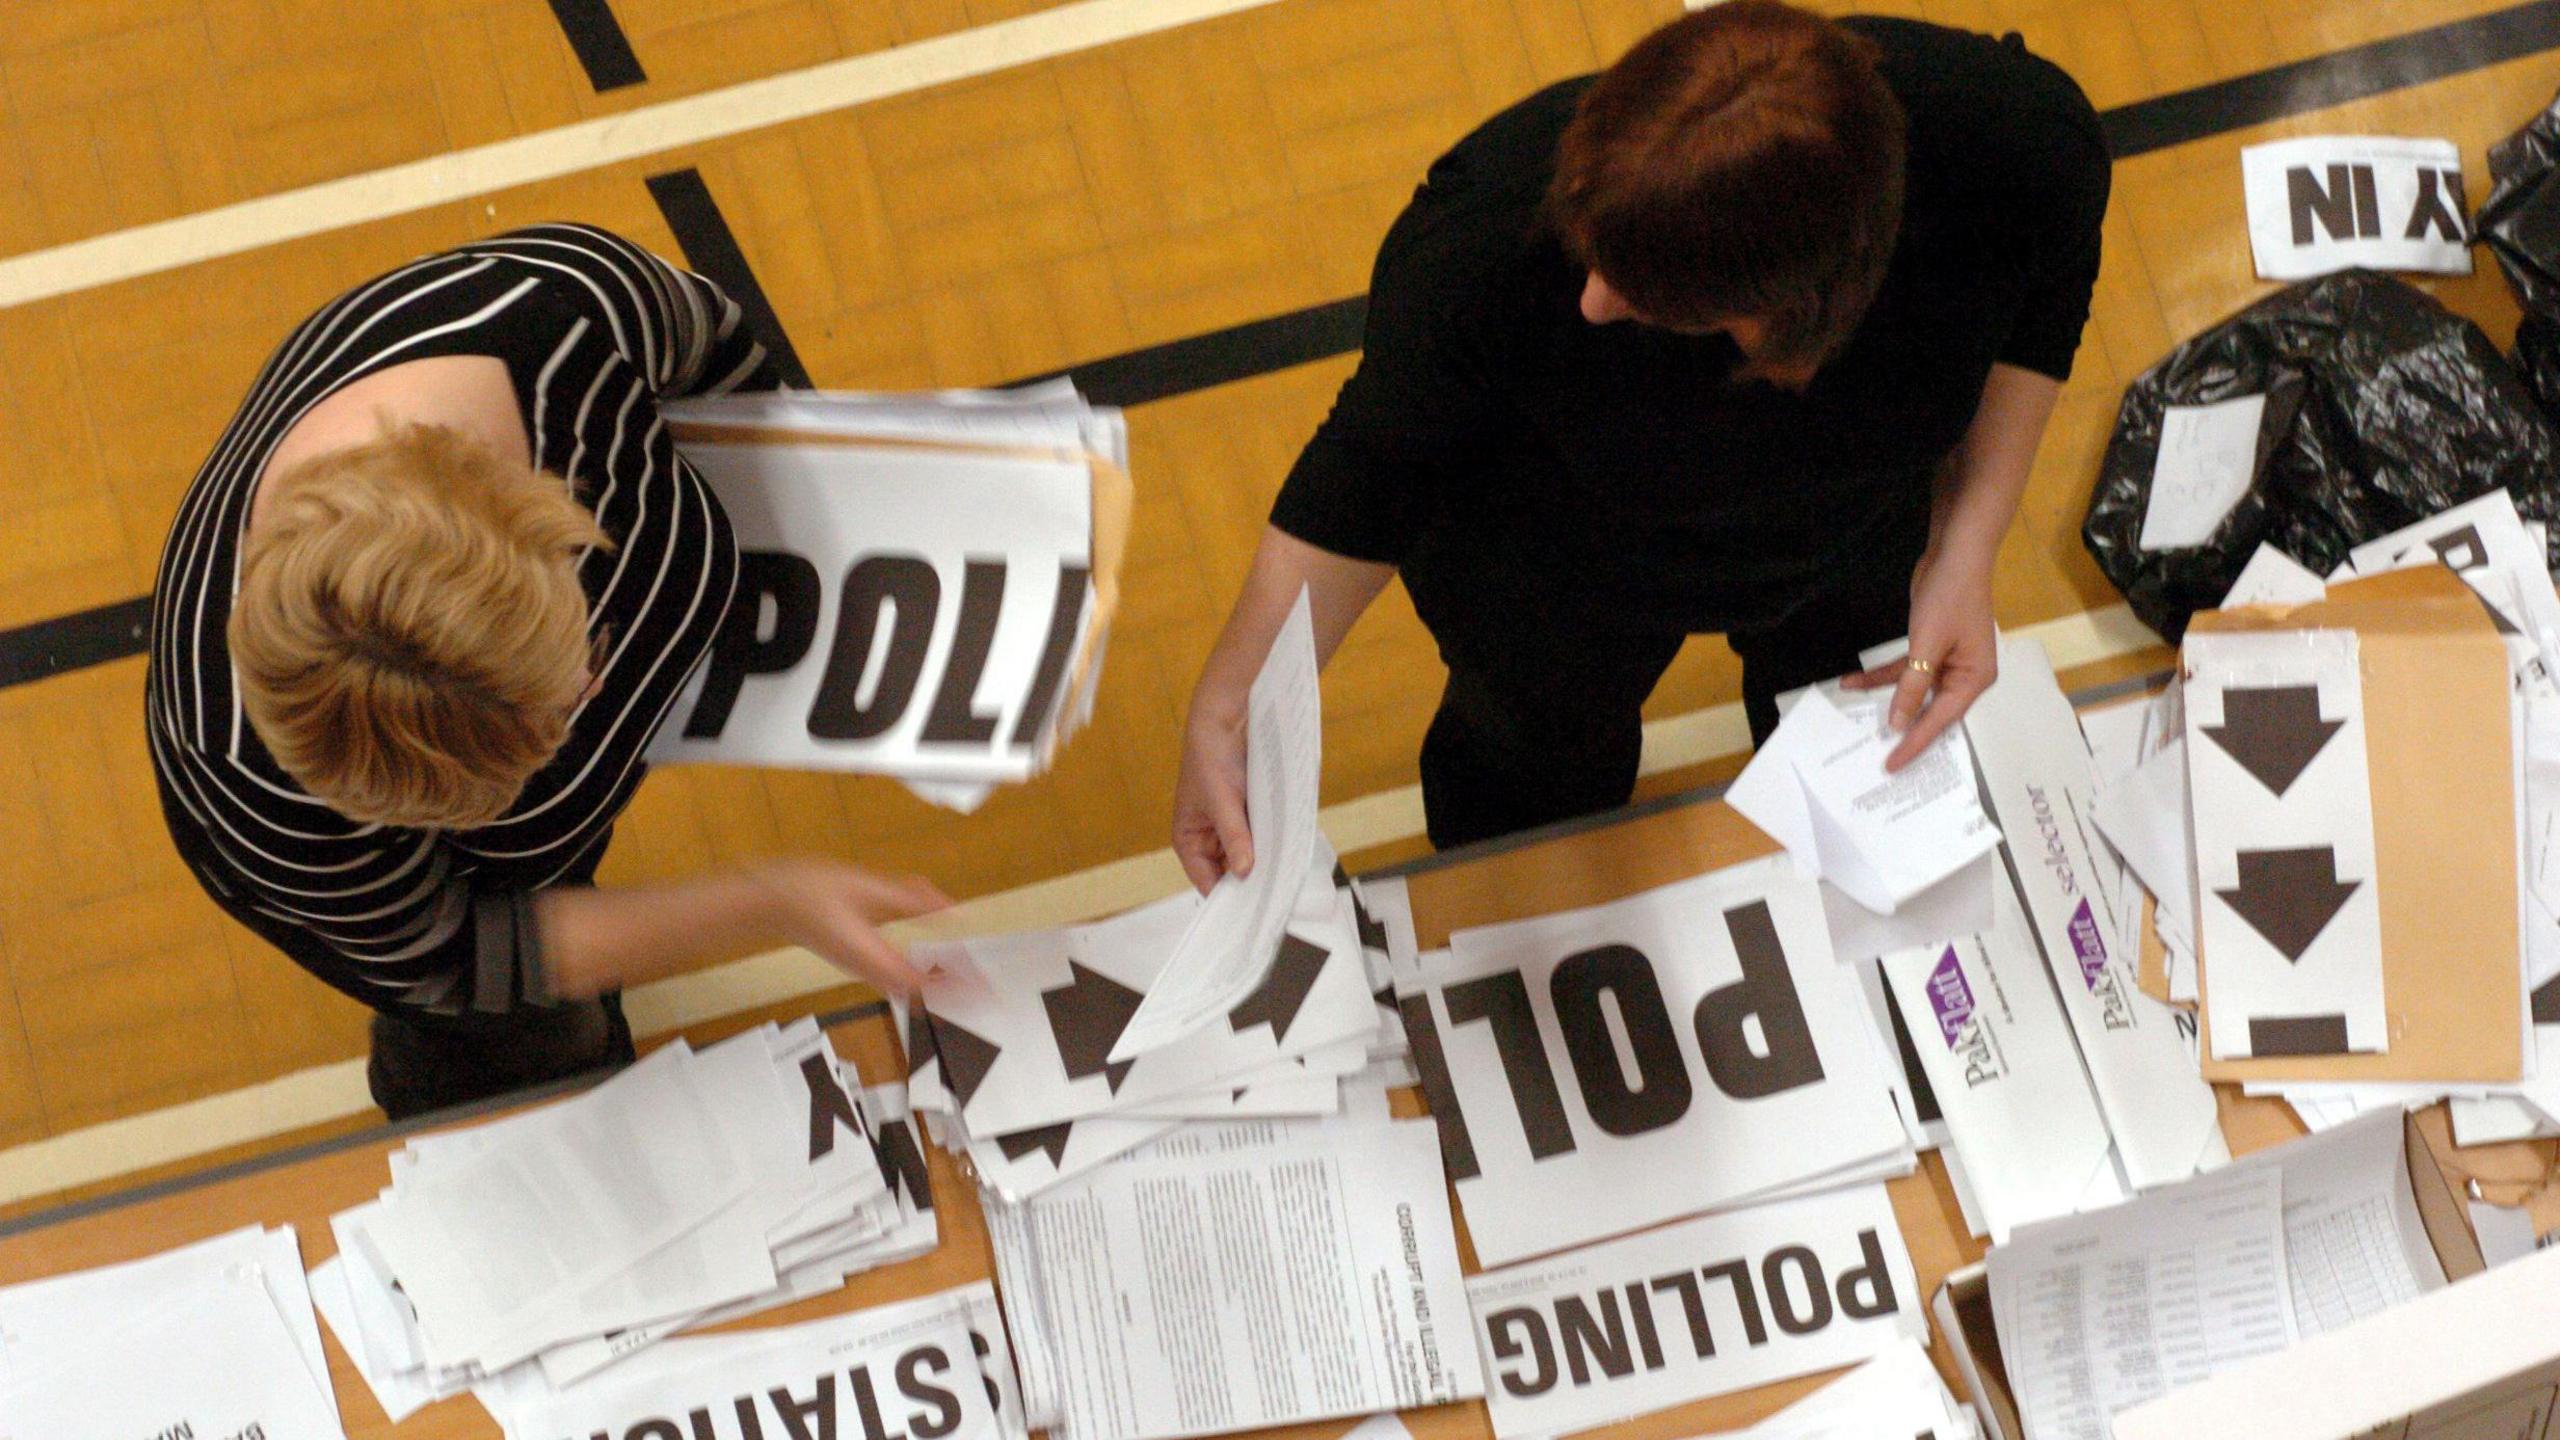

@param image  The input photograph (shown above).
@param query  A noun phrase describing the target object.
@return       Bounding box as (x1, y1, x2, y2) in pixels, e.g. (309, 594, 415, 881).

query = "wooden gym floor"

(0, 0, 2553, 1207)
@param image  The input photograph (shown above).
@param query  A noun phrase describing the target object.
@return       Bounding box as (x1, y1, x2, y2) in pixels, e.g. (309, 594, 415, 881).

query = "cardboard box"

(1931, 1110, 2486, 1440)
(2114, 1238, 2558, 1438)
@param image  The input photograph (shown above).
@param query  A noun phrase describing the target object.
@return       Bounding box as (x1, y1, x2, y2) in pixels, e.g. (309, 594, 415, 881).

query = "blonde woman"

(149, 225, 945, 1118)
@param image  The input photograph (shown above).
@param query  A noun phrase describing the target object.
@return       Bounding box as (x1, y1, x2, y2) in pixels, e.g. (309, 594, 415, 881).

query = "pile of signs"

(654, 383, 1130, 812)
(890, 595, 1474, 1440)
(1364, 841, 1946, 1436)
(2091, 491, 2554, 1143)
(314, 1021, 936, 1422)
(1720, 634, 2225, 1246)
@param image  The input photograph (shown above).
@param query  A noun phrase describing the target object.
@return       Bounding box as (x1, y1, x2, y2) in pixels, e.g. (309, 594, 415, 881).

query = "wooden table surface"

(0, 667, 2365, 1439)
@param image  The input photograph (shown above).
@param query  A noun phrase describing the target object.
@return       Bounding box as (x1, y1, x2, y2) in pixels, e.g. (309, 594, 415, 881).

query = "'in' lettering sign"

(2240, 135, 2473, 281)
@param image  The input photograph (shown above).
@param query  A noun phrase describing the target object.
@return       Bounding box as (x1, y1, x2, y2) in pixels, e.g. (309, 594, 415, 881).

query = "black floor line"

(646, 167, 815, 389)
(546, 0, 648, 92)
(6, 0, 2560, 691)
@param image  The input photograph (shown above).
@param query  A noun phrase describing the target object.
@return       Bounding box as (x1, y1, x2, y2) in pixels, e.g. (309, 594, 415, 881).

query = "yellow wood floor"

(0, 0, 2552, 1159)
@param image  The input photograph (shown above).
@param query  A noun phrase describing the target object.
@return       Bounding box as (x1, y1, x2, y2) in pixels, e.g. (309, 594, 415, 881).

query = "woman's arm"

(1845, 361, 2062, 768)
(1172, 528, 1396, 891)
(536, 859, 950, 1000)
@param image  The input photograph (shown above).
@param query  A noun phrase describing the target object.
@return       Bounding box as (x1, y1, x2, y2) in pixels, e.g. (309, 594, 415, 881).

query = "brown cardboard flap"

(2188, 567, 2525, 1084)
(2406, 1110, 2488, 1282)
(1941, 1268, 2024, 1440)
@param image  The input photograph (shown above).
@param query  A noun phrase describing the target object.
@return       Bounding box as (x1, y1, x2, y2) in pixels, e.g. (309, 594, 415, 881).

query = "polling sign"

(1415, 857, 1911, 1268)
(2241, 136, 2472, 281)
(647, 392, 1127, 805)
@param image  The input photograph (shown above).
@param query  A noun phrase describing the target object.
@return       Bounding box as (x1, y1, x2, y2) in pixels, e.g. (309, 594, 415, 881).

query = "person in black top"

(1172, 1, 2109, 881)
(151, 225, 946, 1118)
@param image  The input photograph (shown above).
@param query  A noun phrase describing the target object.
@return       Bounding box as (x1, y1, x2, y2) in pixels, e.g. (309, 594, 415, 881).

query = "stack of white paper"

(0, 1226, 342, 1439)
(652, 383, 1127, 812)
(900, 863, 1407, 1201)
(314, 1021, 938, 1421)
(975, 1105, 1483, 1440)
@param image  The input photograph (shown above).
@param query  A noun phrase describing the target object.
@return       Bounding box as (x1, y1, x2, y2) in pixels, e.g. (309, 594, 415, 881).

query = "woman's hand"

(1843, 546, 1999, 770)
(1173, 698, 1255, 895)
(753, 858, 952, 995)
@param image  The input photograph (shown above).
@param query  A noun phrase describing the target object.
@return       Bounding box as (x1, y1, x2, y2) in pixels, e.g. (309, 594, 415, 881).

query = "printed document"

(1015, 1115, 1480, 1440)
(2224, 1108, 2446, 1337)
(1988, 1166, 2296, 1440)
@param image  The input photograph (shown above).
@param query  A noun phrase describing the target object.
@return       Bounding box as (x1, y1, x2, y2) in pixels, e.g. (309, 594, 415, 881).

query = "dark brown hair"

(1550, 1, 1907, 375)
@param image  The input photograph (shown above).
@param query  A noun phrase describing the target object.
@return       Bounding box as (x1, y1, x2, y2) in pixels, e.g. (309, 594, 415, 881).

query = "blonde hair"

(231, 422, 610, 831)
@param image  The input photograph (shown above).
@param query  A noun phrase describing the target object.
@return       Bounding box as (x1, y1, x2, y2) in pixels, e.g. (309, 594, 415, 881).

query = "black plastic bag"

(2481, 88, 2560, 320)
(2082, 269, 2560, 641)
(2482, 88, 2560, 413)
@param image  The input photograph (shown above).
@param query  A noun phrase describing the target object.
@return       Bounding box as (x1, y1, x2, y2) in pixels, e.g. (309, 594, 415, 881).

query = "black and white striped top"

(147, 224, 772, 1016)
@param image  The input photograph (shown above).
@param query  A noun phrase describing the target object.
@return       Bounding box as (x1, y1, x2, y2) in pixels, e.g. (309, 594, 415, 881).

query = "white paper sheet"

(0, 1225, 331, 1419)
(2140, 395, 2269, 551)
(1015, 1116, 1481, 1440)
(1731, 688, 2000, 913)
(1116, 589, 1324, 1061)
(2223, 542, 2329, 606)
(1426, 857, 1910, 1267)
(0, 1266, 347, 1440)
(1466, 1184, 1923, 1439)
(1720, 1340, 1976, 1439)
(1990, 1166, 2296, 1440)
(2240, 135, 2473, 280)
(2184, 629, 2389, 1057)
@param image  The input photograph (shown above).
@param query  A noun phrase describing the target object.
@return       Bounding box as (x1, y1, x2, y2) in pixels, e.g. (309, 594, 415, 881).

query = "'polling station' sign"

(2242, 135, 2472, 281)
(1410, 858, 1913, 1268)
(649, 432, 1120, 790)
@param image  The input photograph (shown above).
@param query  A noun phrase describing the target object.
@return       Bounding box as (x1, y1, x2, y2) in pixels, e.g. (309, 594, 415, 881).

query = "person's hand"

(1842, 547, 1999, 771)
(754, 858, 951, 995)
(1173, 699, 1253, 894)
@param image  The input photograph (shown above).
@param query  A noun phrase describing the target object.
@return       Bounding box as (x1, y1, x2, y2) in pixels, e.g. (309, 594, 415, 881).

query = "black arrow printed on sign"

(995, 1122, 1074, 1168)
(905, 1005, 940, 1077)
(1229, 933, 1329, 1043)
(929, 1013, 1005, 1111)
(2534, 973, 2560, 1026)
(2204, 685, 2344, 797)
(1351, 892, 1390, 955)
(1041, 961, 1145, 1092)
(2217, 847, 2363, 962)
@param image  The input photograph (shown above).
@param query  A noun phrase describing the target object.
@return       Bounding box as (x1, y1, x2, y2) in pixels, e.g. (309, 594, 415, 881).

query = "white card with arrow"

(909, 879, 1377, 1139)
(2185, 630, 2388, 1058)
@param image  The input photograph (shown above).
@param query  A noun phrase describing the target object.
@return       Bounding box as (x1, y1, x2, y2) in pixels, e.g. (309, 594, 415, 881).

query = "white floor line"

(0, 602, 2159, 1209)
(0, 0, 1285, 309)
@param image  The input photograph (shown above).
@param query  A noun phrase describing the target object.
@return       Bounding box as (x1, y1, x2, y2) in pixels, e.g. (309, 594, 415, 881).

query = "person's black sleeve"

(1995, 55, 2111, 382)
(1268, 227, 1508, 565)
